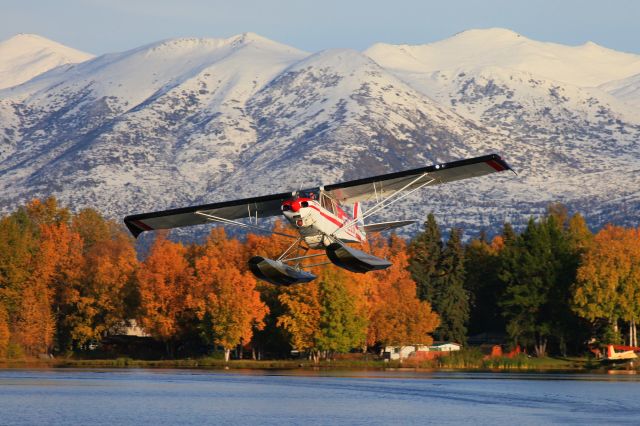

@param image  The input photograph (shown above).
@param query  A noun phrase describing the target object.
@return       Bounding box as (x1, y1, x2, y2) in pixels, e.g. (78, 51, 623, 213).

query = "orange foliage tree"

(63, 210, 138, 349)
(366, 235, 439, 348)
(13, 199, 84, 355)
(0, 303, 9, 358)
(245, 220, 302, 357)
(193, 229, 268, 361)
(137, 233, 194, 355)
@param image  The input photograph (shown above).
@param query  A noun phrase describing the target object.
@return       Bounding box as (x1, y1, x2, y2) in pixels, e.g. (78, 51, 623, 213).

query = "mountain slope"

(600, 73, 640, 109)
(364, 28, 640, 87)
(0, 33, 93, 89)
(0, 30, 639, 238)
(363, 29, 640, 229)
(0, 33, 308, 214)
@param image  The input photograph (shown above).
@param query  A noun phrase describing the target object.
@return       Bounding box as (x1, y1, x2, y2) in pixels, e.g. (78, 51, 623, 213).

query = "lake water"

(1, 369, 639, 425)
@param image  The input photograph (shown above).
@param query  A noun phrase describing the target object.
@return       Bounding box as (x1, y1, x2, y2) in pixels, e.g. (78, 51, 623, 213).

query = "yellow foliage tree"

(278, 281, 321, 358)
(573, 225, 640, 342)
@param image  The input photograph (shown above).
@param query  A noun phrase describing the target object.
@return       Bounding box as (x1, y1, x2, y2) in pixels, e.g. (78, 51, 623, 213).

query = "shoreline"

(0, 356, 632, 374)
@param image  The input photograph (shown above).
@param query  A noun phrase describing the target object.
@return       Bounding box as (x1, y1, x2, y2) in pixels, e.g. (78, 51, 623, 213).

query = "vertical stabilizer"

(353, 202, 365, 235)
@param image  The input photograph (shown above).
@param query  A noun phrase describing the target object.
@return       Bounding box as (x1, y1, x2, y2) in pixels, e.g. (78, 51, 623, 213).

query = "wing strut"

(194, 211, 297, 239)
(331, 173, 436, 237)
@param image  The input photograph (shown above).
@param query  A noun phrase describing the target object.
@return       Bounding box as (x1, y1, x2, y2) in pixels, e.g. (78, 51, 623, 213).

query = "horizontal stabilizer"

(363, 220, 416, 233)
(325, 243, 392, 273)
(248, 256, 316, 286)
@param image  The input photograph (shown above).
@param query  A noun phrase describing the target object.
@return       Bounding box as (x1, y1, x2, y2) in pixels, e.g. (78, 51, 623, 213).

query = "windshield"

(299, 189, 319, 200)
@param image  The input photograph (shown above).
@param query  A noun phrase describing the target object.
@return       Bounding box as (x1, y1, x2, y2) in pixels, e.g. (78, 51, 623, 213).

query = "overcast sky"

(2, 0, 639, 55)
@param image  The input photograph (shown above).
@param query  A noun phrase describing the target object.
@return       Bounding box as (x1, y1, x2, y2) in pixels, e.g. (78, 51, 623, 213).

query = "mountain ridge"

(0, 33, 93, 90)
(1, 30, 638, 238)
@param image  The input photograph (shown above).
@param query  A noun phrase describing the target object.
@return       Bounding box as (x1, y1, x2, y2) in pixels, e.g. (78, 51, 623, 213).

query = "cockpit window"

(320, 192, 337, 214)
(299, 189, 319, 199)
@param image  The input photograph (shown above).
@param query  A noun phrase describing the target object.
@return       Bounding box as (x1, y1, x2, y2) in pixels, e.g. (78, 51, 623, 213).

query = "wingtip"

(123, 218, 144, 239)
(493, 153, 516, 175)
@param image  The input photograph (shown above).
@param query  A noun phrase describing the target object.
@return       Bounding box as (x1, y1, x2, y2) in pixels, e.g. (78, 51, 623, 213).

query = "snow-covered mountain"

(0, 33, 93, 89)
(1, 29, 639, 238)
(600, 73, 640, 109)
(364, 28, 640, 87)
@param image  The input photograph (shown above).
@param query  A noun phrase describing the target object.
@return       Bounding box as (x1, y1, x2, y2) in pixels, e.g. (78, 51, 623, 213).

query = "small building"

(428, 342, 462, 352)
(108, 319, 150, 337)
(383, 342, 461, 361)
(384, 345, 431, 360)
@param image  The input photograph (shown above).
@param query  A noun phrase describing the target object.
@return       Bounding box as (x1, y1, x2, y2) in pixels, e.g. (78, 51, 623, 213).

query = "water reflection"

(1, 369, 639, 425)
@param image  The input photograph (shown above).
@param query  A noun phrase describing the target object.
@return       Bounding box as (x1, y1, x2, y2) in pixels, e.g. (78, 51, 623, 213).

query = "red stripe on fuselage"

(307, 205, 362, 241)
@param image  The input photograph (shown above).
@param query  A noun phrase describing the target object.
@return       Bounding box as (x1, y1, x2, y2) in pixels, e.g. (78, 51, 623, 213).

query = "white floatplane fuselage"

(280, 190, 365, 249)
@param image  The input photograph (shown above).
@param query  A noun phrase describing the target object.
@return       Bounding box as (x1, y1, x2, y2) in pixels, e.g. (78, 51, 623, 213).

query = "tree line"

(0, 198, 437, 360)
(412, 205, 640, 357)
(0, 198, 638, 360)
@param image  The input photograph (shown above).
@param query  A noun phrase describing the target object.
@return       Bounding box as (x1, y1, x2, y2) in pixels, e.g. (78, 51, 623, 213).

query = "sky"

(2, 0, 639, 55)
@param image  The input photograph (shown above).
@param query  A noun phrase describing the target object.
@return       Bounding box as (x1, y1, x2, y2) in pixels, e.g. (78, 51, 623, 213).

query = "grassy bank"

(0, 352, 605, 372)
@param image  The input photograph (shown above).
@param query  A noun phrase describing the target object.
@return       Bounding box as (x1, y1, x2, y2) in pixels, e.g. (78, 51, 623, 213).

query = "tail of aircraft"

(353, 202, 365, 233)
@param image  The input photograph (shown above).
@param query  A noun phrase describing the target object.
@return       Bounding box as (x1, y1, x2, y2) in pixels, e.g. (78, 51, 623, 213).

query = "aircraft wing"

(323, 153, 513, 205)
(363, 220, 416, 233)
(124, 191, 294, 238)
(124, 153, 512, 238)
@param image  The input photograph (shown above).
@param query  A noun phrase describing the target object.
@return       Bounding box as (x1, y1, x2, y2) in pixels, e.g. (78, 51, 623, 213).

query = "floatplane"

(124, 154, 513, 285)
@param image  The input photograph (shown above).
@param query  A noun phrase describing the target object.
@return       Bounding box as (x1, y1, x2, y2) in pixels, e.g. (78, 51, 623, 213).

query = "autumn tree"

(573, 225, 640, 345)
(59, 211, 139, 350)
(0, 303, 8, 358)
(278, 281, 321, 360)
(0, 198, 80, 355)
(9, 199, 84, 355)
(137, 233, 194, 356)
(192, 229, 268, 361)
(246, 220, 302, 357)
(368, 235, 439, 348)
(0, 209, 39, 324)
(14, 283, 55, 355)
(40, 221, 85, 353)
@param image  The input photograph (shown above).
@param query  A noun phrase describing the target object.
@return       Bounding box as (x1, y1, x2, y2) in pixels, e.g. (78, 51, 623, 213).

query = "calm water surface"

(1, 369, 639, 425)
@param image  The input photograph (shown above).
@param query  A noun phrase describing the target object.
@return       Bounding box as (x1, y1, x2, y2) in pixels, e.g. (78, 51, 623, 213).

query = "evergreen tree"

(464, 234, 504, 336)
(498, 211, 587, 356)
(409, 218, 470, 344)
(436, 228, 469, 344)
(409, 213, 443, 302)
(544, 212, 588, 355)
(499, 218, 553, 355)
(502, 222, 517, 246)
